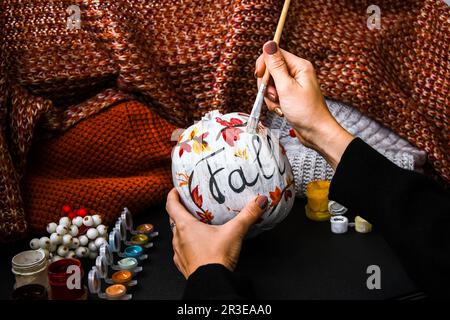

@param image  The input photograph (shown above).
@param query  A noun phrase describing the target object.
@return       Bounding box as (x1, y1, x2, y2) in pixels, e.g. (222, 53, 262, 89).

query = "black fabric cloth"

(183, 138, 450, 300)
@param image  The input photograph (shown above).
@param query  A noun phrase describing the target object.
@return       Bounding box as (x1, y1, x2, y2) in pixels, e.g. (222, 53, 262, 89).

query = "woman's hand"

(255, 41, 354, 169)
(166, 188, 268, 278)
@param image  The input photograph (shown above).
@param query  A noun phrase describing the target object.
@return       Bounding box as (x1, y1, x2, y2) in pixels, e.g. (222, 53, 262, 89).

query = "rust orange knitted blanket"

(0, 0, 448, 242)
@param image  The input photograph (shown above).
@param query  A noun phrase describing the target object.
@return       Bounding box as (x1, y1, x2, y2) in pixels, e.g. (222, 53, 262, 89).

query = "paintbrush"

(247, 0, 291, 134)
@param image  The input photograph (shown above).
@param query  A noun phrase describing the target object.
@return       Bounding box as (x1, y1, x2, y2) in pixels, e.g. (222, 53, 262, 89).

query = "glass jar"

(48, 258, 86, 300)
(11, 249, 49, 289)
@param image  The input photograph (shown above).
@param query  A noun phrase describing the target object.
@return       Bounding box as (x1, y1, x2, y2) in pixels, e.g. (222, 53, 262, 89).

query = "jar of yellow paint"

(305, 180, 331, 221)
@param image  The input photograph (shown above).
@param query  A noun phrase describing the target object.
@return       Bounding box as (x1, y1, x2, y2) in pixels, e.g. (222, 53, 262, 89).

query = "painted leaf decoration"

(179, 142, 191, 157)
(269, 186, 282, 208)
(289, 128, 297, 138)
(229, 118, 243, 125)
(192, 186, 203, 208)
(196, 210, 214, 224)
(284, 189, 293, 201)
(222, 127, 243, 146)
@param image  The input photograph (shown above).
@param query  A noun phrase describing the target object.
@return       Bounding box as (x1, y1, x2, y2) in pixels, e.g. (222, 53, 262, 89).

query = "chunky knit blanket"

(0, 0, 448, 242)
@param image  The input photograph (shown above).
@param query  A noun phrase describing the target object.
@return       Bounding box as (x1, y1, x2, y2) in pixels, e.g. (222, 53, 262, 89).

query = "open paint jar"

(112, 257, 142, 273)
(109, 270, 137, 287)
(109, 229, 121, 253)
(88, 267, 131, 300)
(135, 223, 159, 238)
(119, 245, 148, 261)
(48, 258, 86, 300)
(99, 243, 113, 266)
(125, 233, 153, 248)
(11, 249, 49, 289)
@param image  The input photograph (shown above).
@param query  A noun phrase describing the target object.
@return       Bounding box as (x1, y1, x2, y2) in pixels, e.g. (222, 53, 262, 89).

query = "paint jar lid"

(121, 208, 133, 231)
(109, 229, 121, 253)
(115, 219, 127, 240)
(112, 270, 132, 284)
(99, 243, 113, 265)
(328, 200, 348, 215)
(12, 249, 47, 275)
(95, 255, 108, 278)
(105, 284, 127, 299)
(117, 257, 138, 270)
(88, 266, 101, 294)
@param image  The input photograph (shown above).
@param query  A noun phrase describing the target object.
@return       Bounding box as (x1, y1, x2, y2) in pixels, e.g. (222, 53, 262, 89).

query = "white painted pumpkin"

(172, 110, 295, 235)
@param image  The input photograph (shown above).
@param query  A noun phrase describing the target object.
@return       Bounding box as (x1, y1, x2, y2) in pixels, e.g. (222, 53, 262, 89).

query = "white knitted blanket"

(267, 99, 427, 197)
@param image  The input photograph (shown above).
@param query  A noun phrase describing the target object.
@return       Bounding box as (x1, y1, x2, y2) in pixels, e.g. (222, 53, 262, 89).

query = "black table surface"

(0, 199, 419, 300)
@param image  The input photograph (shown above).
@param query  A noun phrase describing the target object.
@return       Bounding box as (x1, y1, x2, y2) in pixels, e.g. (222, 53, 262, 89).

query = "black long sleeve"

(330, 138, 450, 298)
(183, 138, 450, 299)
(183, 264, 249, 300)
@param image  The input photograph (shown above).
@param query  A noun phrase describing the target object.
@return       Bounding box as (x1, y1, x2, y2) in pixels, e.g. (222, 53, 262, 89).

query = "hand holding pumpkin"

(255, 41, 354, 169)
(166, 188, 268, 278)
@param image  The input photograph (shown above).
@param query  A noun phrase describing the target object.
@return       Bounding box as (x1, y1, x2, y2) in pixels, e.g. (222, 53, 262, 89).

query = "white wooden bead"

(50, 233, 62, 245)
(39, 237, 51, 249)
(70, 237, 80, 249)
(86, 227, 99, 240)
(96, 224, 107, 236)
(59, 217, 71, 227)
(75, 247, 89, 258)
(46, 222, 58, 234)
(94, 237, 107, 248)
(69, 225, 79, 237)
(92, 215, 102, 226)
(49, 243, 57, 253)
(66, 250, 76, 259)
(56, 225, 68, 235)
(57, 245, 69, 257)
(62, 234, 73, 246)
(83, 216, 94, 227)
(78, 235, 89, 246)
(30, 238, 40, 250)
(88, 241, 97, 252)
(52, 255, 63, 262)
(41, 249, 50, 259)
(72, 216, 83, 227)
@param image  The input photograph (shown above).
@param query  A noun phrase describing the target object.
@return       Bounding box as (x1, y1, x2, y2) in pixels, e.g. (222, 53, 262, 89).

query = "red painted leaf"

(192, 186, 203, 208)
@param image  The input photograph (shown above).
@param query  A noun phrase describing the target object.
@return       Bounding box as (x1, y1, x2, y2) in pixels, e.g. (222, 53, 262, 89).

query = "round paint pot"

(130, 234, 148, 245)
(105, 284, 127, 299)
(48, 258, 86, 300)
(136, 224, 154, 234)
(88, 267, 131, 300)
(111, 270, 133, 285)
(95, 255, 108, 279)
(118, 257, 138, 270)
(11, 249, 48, 289)
(124, 245, 143, 258)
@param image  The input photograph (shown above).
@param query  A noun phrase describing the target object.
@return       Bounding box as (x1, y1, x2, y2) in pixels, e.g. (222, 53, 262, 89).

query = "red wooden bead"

(77, 208, 88, 217)
(68, 212, 76, 220)
(62, 205, 72, 214)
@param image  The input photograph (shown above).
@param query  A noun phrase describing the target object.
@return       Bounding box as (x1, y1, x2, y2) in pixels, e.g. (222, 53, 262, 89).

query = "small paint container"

(134, 223, 159, 238)
(109, 229, 121, 253)
(99, 243, 113, 265)
(88, 267, 131, 300)
(125, 234, 153, 249)
(106, 284, 128, 300)
(110, 270, 137, 287)
(122, 245, 148, 261)
(115, 218, 127, 241)
(11, 249, 49, 289)
(48, 258, 86, 300)
(330, 216, 349, 234)
(328, 200, 348, 216)
(112, 257, 142, 273)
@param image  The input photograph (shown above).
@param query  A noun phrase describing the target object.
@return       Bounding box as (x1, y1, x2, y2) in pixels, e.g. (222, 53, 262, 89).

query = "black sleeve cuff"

(183, 264, 250, 300)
